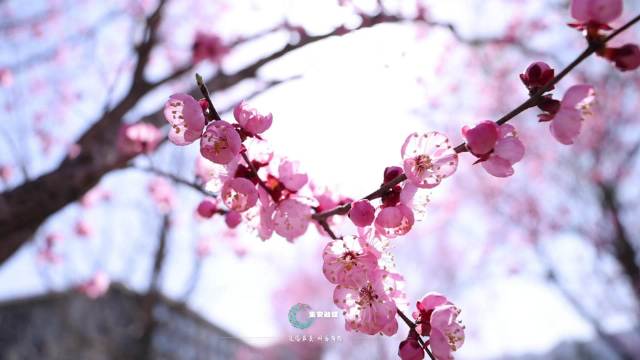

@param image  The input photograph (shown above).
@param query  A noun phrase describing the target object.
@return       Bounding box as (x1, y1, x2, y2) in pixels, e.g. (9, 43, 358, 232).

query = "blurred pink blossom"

(233, 101, 273, 135)
(148, 177, 175, 213)
(117, 123, 162, 156)
(272, 198, 311, 241)
(571, 0, 622, 26)
(164, 93, 205, 145)
(74, 220, 92, 237)
(278, 159, 308, 192)
(77, 271, 110, 299)
(192, 32, 229, 64)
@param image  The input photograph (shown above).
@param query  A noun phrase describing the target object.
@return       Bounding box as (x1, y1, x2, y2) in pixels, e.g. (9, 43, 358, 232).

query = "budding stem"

(196, 73, 222, 122)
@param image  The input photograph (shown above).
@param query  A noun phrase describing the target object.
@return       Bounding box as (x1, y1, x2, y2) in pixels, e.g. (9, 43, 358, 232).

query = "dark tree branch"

(138, 213, 170, 360)
(135, 166, 216, 197)
(598, 182, 640, 304)
(535, 245, 635, 360)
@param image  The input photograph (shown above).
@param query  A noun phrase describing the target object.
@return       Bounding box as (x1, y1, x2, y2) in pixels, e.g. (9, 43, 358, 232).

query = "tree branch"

(315, 13, 640, 228)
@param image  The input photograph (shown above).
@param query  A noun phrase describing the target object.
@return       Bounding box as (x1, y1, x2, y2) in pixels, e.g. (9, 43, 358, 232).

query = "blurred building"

(0, 284, 261, 360)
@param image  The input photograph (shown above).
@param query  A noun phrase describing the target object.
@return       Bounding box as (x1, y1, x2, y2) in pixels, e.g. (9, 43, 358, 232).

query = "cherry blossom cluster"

(324, 233, 404, 336)
(163, 90, 323, 242)
(154, 0, 640, 359)
(160, 89, 467, 358)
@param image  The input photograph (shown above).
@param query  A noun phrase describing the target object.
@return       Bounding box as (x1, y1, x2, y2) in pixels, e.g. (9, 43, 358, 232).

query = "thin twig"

(135, 166, 215, 197)
(196, 73, 222, 121)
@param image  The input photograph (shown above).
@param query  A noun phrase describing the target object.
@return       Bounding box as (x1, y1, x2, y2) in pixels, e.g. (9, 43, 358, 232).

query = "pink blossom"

(333, 270, 399, 335)
(480, 124, 525, 178)
(571, 0, 622, 25)
(412, 292, 465, 360)
(200, 120, 242, 164)
(349, 199, 376, 227)
(74, 220, 92, 237)
(233, 101, 273, 135)
(430, 305, 466, 359)
(221, 178, 258, 212)
(255, 187, 276, 240)
(604, 44, 640, 71)
(77, 271, 110, 299)
(313, 187, 340, 213)
(401, 132, 458, 189)
(398, 331, 424, 360)
(374, 204, 415, 238)
(519, 62, 555, 92)
(0, 165, 13, 182)
(196, 198, 217, 218)
(278, 159, 308, 192)
(67, 143, 82, 159)
(461, 121, 499, 156)
(225, 210, 242, 228)
(192, 32, 229, 64)
(117, 123, 162, 156)
(38, 248, 62, 264)
(46, 232, 63, 247)
(322, 235, 379, 287)
(196, 237, 213, 257)
(148, 177, 175, 213)
(272, 198, 312, 241)
(195, 156, 239, 193)
(399, 183, 431, 221)
(244, 137, 274, 165)
(81, 187, 111, 208)
(0, 68, 13, 87)
(195, 156, 218, 182)
(164, 93, 205, 145)
(549, 84, 596, 145)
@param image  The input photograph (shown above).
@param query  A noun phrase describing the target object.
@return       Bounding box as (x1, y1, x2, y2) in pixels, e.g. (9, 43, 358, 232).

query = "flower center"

(356, 283, 379, 307)
(414, 154, 433, 175)
(341, 250, 358, 270)
(213, 138, 229, 154)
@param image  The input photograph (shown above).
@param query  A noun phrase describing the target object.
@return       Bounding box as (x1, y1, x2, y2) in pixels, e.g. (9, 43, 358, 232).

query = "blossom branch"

(315, 13, 640, 227)
(0, 3, 554, 266)
(397, 308, 436, 360)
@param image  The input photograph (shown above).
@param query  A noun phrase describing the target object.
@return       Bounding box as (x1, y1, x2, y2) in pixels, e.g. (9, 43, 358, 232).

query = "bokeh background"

(1, 0, 639, 359)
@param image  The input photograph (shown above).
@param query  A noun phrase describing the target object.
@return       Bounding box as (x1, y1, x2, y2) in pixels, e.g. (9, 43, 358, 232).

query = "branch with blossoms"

(3, 1, 545, 265)
(158, 1, 640, 358)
